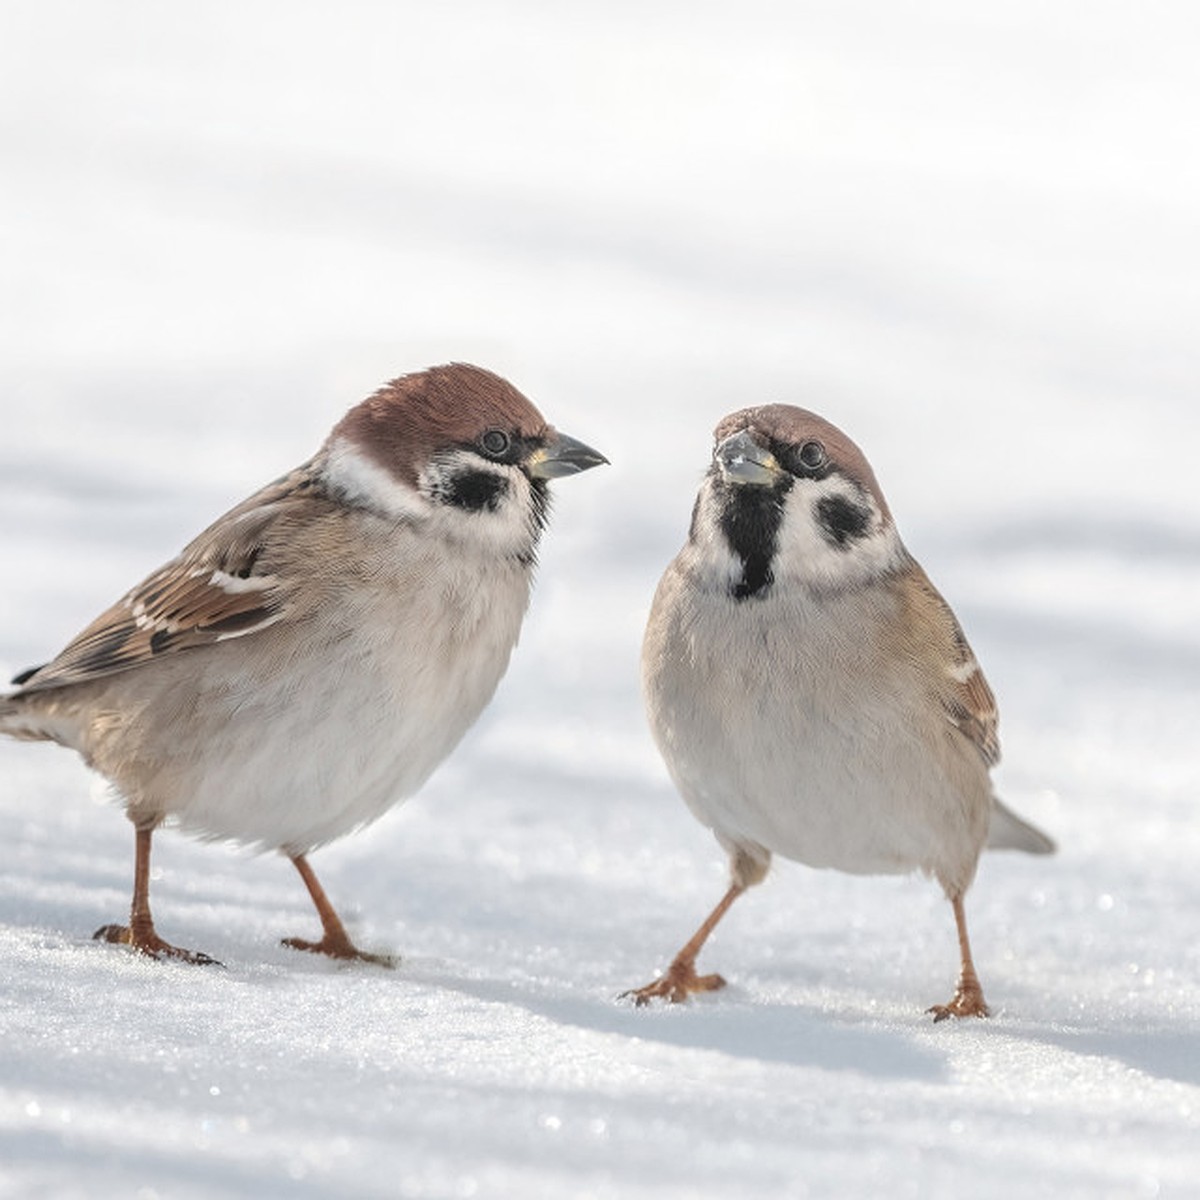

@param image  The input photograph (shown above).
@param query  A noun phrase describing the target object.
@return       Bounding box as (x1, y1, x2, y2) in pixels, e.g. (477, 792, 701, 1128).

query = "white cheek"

(677, 482, 745, 591)
(775, 479, 903, 589)
(418, 452, 544, 557)
(322, 436, 432, 521)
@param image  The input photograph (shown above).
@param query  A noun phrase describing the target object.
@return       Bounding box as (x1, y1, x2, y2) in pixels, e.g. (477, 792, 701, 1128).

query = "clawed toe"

(281, 935, 397, 968)
(621, 963, 727, 1006)
(93, 922, 222, 966)
(928, 986, 990, 1022)
(282, 854, 397, 967)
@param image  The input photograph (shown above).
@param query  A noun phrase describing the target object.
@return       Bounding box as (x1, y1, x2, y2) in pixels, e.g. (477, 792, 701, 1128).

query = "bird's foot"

(928, 981, 990, 1022)
(620, 960, 727, 1006)
(93, 922, 222, 966)
(281, 934, 397, 968)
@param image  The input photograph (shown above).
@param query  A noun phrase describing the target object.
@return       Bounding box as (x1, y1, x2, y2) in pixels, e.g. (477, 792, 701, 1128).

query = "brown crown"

(329, 363, 550, 485)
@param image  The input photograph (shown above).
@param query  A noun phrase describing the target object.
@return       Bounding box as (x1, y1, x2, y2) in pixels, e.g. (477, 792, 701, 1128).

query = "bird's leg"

(94, 826, 221, 965)
(282, 853, 396, 967)
(928, 893, 990, 1021)
(621, 882, 746, 1005)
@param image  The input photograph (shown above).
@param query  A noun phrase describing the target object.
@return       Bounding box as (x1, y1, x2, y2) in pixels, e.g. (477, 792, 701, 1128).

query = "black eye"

(480, 429, 511, 457)
(797, 440, 826, 471)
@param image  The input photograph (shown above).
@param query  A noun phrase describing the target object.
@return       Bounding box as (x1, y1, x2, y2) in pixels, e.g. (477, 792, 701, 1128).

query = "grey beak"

(715, 429, 782, 485)
(527, 430, 609, 480)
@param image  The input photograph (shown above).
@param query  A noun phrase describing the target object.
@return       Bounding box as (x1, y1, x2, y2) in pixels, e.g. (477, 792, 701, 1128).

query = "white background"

(1, 3, 1197, 1197)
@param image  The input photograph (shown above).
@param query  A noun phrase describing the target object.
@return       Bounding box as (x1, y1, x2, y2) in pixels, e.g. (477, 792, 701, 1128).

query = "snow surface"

(2, 2, 1198, 1197)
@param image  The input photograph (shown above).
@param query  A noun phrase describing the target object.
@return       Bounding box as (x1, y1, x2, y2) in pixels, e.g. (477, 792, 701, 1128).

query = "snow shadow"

(0, 1128, 357, 1200)
(409, 967, 947, 1083)
(1014, 1024, 1200, 1089)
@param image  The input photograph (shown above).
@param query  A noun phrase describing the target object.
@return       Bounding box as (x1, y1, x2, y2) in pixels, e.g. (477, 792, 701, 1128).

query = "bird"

(623, 404, 1053, 1019)
(0, 362, 607, 966)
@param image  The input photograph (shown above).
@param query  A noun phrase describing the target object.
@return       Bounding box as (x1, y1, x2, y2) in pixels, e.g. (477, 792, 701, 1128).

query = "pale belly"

(90, 567, 530, 853)
(644, 580, 990, 887)
(654, 685, 977, 878)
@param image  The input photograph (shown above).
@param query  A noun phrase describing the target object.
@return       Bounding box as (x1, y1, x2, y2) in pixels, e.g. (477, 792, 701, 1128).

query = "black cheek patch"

(445, 470, 510, 513)
(817, 495, 872, 547)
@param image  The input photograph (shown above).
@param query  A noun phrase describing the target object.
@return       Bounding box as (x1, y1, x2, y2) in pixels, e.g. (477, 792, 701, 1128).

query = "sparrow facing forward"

(625, 405, 1052, 1019)
(1, 363, 606, 966)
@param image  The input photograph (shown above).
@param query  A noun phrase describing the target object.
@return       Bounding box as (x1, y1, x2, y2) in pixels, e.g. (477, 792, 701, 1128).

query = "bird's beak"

(715, 429, 782, 485)
(527, 430, 609, 480)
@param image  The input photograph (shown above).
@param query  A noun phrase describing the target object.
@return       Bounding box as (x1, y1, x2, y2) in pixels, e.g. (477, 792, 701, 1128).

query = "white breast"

(103, 527, 533, 854)
(643, 562, 990, 892)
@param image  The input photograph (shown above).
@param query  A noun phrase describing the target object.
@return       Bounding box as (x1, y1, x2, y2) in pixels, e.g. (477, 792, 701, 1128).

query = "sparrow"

(0, 363, 606, 966)
(624, 404, 1053, 1019)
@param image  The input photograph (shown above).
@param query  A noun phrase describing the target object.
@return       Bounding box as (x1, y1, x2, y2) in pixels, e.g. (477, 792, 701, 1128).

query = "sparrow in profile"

(624, 405, 1052, 1019)
(1, 363, 606, 966)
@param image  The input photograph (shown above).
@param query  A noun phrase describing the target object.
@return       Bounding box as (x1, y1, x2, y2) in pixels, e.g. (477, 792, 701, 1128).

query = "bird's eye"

(797, 441, 827, 471)
(480, 429, 511, 457)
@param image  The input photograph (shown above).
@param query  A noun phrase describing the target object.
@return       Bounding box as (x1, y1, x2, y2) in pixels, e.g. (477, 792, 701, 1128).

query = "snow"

(2, 2, 1198, 1197)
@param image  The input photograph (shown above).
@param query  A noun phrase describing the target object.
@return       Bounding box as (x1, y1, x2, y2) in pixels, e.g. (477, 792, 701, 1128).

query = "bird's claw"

(92, 922, 223, 966)
(621, 963, 727, 1006)
(928, 984, 990, 1022)
(281, 935, 397, 968)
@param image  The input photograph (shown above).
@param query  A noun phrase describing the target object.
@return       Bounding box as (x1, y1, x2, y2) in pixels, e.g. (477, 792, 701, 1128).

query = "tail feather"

(988, 797, 1056, 855)
(3, 661, 49, 738)
(0, 693, 55, 743)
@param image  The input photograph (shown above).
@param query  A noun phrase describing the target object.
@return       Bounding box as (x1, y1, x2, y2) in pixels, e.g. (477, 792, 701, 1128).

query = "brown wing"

(14, 466, 321, 694)
(905, 563, 1001, 767)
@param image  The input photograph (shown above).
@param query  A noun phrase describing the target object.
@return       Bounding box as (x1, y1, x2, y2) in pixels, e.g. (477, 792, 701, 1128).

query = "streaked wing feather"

(908, 563, 1001, 767)
(14, 467, 317, 693)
